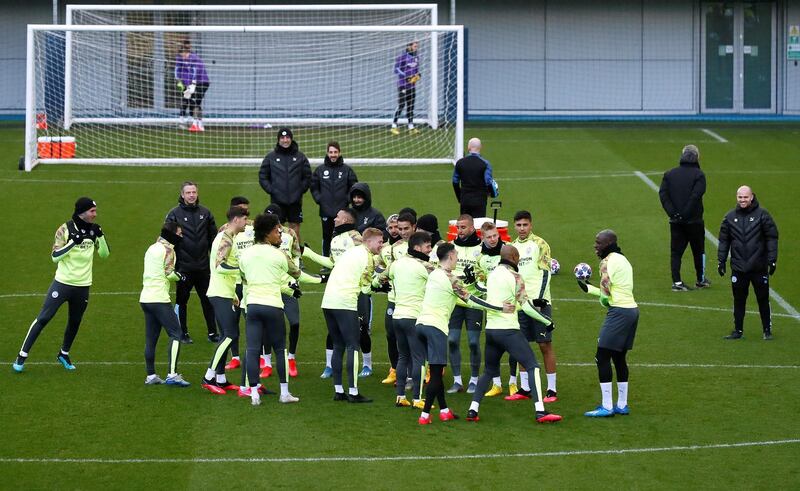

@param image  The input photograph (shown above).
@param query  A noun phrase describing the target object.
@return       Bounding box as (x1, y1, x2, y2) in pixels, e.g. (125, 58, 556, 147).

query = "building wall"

(3, 0, 799, 117)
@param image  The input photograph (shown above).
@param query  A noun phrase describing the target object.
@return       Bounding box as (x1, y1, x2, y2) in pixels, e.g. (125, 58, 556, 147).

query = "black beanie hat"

(416, 214, 439, 233)
(264, 203, 286, 223)
(277, 127, 293, 141)
(74, 197, 96, 215)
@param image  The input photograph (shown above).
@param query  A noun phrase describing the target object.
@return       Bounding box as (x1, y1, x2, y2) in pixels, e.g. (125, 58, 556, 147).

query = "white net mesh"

(28, 26, 462, 169)
(70, 5, 436, 27)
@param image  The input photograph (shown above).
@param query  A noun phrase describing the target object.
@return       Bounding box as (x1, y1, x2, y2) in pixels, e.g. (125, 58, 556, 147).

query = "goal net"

(25, 24, 463, 170)
(67, 4, 437, 27)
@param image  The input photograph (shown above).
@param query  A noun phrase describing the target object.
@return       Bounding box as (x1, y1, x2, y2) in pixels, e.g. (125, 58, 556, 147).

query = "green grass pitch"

(1, 122, 799, 489)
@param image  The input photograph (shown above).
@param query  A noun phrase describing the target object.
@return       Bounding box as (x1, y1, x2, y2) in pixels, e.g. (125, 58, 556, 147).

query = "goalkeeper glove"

(718, 262, 726, 277)
(319, 273, 329, 284)
(768, 261, 777, 276)
(407, 74, 421, 85)
(183, 83, 196, 99)
(371, 282, 392, 294)
(177, 81, 185, 92)
(91, 223, 103, 239)
(577, 279, 589, 293)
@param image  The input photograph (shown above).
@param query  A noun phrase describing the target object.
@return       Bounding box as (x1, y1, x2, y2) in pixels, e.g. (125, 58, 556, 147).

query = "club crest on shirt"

(51, 291, 59, 298)
(323, 170, 330, 177)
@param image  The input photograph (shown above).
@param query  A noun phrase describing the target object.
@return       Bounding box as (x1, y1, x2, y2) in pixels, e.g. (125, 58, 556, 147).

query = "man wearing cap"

(453, 138, 496, 219)
(13, 197, 110, 372)
(259, 127, 312, 244)
(659, 144, 709, 291)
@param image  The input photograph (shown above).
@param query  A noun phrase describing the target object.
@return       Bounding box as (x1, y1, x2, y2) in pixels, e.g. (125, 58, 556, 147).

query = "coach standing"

(718, 185, 778, 340)
(453, 138, 496, 219)
(259, 127, 312, 244)
(310, 141, 358, 257)
(659, 144, 709, 291)
(166, 181, 218, 344)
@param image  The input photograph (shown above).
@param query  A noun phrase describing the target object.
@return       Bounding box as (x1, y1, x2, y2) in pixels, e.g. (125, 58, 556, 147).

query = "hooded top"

(310, 155, 359, 218)
(349, 182, 387, 234)
(659, 157, 706, 224)
(259, 140, 312, 205)
(718, 196, 779, 274)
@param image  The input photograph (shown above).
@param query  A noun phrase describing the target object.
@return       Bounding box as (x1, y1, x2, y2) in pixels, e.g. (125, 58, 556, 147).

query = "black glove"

(718, 262, 726, 277)
(670, 212, 683, 222)
(371, 282, 392, 293)
(545, 320, 555, 333)
(768, 262, 776, 276)
(319, 273, 329, 283)
(68, 224, 86, 244)
(289, 283, 303, 299)
(531, 298, 549, 309)
(91, 223, 104, 239)
(462, 265, 477, 285)
(175, 272, 187, 283)
(577, 279, 589, 293)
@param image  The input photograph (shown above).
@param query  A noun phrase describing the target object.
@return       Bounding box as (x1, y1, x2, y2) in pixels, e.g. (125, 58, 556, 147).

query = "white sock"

(492, 377, 501, 387)
(167, 372, 177, 378)
(617, 382, 629, 408)
(391, 123, 398, 129)
(325, 349, 333, 368)
(469, 376, 478, 386)
(508, 375, 517, 386)
(335, 384, 344, 394)
(348, 387, 359, 396)
(146, 374, 158, 382)
(547, 373, 557, 392)
(421, 411, 429, 419)
(363, 352, 372, 368)
(469, 401, 480, 412)
(440, 407, 451, 415)
(215, 374, 227, 384)
(520, 371, 530, 391)
(60, 350, 69, 356)
(453, 375, 463, 386)
(231, 356, 239, 361)
(265, 354, 272, 367)
(280, 382, 289, 397)
(600, 382, 613, 410)
(19, 350, 29, 357)
(534, 400, 545, 412)
(204, 368, 215, 380)
(408, 123, 415, 129)
(288, 353, 295, 360)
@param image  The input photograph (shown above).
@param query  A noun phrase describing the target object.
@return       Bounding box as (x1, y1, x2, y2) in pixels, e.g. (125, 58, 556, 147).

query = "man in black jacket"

(310, 141, 358, 256)
(259, 128, 312, 243)
(349, 183, 387, 234)
(659, 144, 709, 291)
(165, 181, 218, 344)
(452, 138, 496, 219)
(718, 186, 779, 340)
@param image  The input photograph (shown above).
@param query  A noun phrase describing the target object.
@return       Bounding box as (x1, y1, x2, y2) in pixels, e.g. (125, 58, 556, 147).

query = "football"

(550, 258, 560, 275)
(573, 262, 592, 280)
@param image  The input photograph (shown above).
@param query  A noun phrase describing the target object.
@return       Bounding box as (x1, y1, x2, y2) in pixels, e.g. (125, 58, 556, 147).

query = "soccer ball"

(573, 262, 592, 280)
(550, 258, 560, 275)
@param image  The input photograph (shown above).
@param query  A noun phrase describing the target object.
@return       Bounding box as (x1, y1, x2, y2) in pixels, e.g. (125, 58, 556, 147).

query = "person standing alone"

(718, 185, 778, 340)
(659, 144, 709, 291)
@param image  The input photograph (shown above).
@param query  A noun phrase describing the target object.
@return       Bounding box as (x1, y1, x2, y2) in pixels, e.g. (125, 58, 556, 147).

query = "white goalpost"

(25, 24, 463, 171)
(63, 4, 439, 138)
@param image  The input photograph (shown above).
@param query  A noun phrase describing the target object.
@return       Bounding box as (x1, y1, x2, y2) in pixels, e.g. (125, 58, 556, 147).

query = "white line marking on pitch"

(24, 360, 799, 369)
(635, 171, 799, 320)
(1, 439, 797, 464)
(701, 128, 728, 143)
(2, 291, 797, 320)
